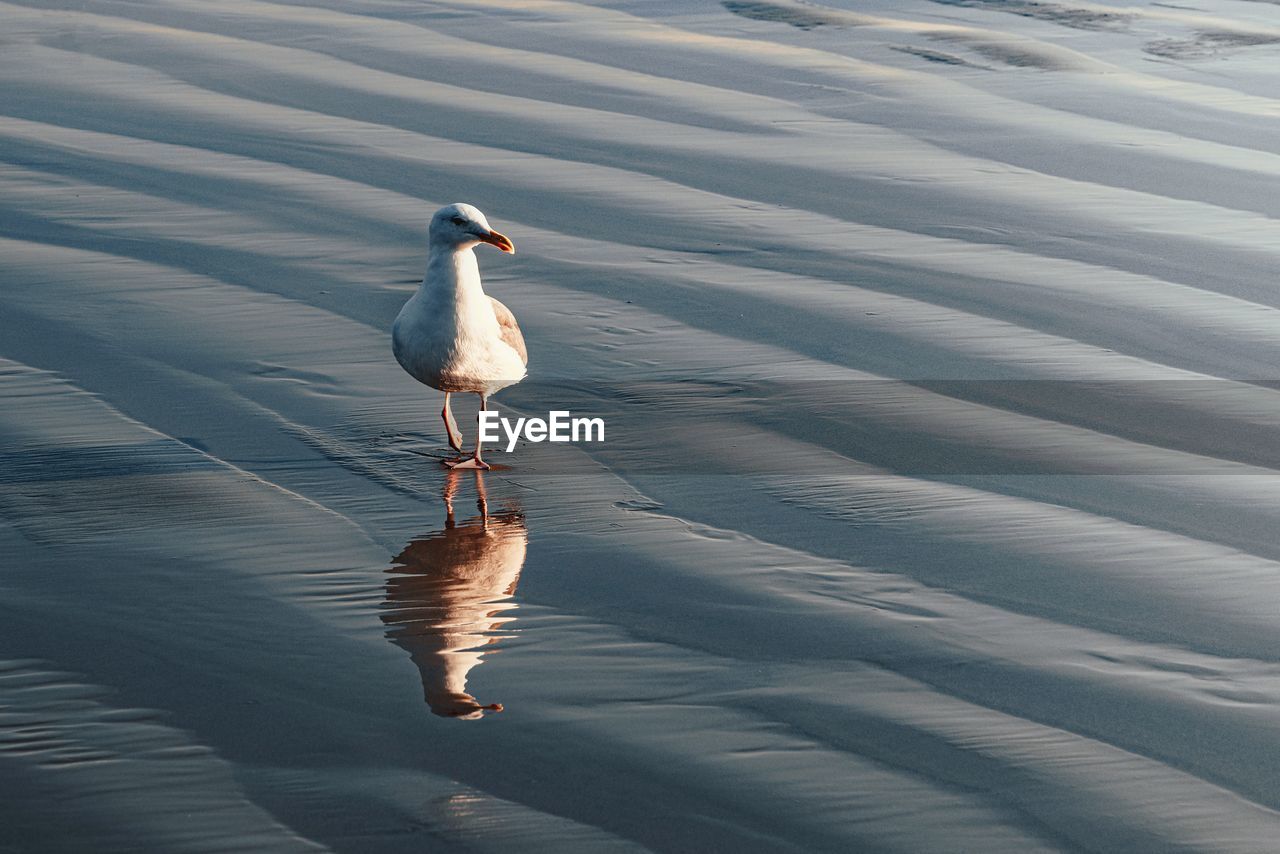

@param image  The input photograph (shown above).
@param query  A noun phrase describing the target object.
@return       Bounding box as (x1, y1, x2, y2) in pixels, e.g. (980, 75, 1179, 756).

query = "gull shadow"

(382, 470, 527, 719)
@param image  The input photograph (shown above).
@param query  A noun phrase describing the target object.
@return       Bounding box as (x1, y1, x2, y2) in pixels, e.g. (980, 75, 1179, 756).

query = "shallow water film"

(5, 0, 1280, 851)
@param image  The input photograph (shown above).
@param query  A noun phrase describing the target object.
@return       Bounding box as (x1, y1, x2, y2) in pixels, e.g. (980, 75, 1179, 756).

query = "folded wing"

(489, 296, 528, 366)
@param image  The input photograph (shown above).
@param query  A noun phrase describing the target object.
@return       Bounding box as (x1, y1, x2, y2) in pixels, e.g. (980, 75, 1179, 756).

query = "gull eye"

(450, 216, 466, 226)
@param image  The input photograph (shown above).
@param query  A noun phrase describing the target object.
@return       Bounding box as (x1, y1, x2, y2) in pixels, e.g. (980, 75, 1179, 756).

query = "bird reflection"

(382, 470, 527, 719)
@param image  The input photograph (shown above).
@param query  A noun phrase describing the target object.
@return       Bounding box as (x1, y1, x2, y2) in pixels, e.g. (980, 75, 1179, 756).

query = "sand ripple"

(4, 0, 1280, 850)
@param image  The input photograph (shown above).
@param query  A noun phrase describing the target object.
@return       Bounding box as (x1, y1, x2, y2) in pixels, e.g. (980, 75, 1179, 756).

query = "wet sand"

(5, 0, 1280, 850)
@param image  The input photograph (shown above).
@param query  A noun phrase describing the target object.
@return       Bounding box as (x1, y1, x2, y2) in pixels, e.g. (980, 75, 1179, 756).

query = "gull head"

(429, 203, 515, 254)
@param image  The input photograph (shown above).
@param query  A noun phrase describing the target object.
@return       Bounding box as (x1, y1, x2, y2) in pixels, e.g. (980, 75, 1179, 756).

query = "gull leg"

(441, 392, 464, 453)
(447, 392, 491, 470)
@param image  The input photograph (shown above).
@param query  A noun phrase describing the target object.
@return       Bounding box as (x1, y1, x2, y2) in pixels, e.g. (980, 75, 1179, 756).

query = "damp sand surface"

(5, 0, 1280, 851)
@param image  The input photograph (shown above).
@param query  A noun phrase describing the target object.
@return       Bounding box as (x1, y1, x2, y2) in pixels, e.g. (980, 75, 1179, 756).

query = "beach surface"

(4, 0, 1280, 850)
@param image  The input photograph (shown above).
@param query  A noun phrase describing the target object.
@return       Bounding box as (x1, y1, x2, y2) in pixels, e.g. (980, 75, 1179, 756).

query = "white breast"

(392, 248, 527, 395)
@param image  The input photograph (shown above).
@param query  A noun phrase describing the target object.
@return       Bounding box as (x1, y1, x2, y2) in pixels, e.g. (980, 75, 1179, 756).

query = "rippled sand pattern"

(5, 0, 1280, 851)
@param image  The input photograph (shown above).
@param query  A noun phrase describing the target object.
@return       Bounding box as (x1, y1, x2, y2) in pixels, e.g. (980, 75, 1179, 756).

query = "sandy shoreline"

(5, 0, 1280, 850)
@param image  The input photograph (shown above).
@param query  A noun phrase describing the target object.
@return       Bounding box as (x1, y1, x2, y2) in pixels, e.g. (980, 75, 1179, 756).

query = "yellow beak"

(478, 229, 515, 254)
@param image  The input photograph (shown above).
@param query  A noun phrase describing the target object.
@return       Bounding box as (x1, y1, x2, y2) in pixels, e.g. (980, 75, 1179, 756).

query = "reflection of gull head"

(382, 499, 527, 720)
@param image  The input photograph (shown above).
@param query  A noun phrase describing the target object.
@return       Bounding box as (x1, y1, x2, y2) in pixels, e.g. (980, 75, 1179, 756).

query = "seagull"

(393, 203, 527, 470)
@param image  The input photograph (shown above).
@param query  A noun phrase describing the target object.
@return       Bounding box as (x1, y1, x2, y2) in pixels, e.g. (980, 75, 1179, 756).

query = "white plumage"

(393, 203, 527, 469)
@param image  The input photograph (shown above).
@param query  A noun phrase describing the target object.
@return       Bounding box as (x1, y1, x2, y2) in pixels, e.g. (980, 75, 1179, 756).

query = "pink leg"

(441, 392, 464, 453)
(446, 392, 491, 470)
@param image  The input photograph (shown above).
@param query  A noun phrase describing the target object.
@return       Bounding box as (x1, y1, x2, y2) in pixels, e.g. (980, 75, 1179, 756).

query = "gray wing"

(488, 296, 528, 365)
